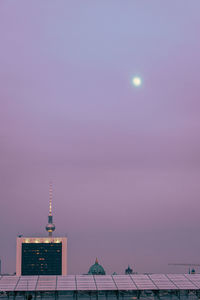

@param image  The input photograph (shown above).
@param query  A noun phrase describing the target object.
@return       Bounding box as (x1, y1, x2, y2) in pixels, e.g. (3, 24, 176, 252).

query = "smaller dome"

(125, 265, 133, 274)
(88, 258, 106, 275)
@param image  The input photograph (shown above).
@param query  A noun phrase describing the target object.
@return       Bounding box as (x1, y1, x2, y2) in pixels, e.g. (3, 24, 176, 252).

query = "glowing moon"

(132, 76, 142, 87)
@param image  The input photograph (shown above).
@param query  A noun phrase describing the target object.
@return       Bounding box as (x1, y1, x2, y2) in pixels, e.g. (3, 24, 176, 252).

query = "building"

(16, 184, 67, 276)
(88, 258, 106, 275)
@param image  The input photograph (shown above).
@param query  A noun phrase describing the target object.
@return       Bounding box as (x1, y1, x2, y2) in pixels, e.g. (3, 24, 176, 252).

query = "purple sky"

(0, 1, 200, 275)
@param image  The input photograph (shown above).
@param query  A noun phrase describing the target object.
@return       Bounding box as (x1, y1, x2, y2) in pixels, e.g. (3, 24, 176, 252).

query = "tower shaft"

(46, 182, 55, 236)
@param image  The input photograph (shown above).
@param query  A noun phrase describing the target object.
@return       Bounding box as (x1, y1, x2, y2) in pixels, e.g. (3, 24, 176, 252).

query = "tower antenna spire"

(49, 182, 52, 216)
(46, 181, 55, 237)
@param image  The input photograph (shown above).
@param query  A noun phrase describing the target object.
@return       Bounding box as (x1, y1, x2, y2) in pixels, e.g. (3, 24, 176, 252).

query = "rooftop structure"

(125, 265, 133, 275)
(88, 258, 106, 275)
(0, 274, 200, 299)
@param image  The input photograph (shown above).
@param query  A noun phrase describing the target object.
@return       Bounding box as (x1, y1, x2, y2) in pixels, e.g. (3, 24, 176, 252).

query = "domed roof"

(125, 265, 133, 274)
(88, 258, 106, 275)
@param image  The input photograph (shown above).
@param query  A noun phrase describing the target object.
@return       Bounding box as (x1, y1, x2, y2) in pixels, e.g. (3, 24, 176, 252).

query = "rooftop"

(0, 274, 200, 292)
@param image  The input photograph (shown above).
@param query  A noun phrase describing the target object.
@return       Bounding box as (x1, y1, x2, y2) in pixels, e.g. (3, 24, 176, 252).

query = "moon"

(132, 76, 142, 87)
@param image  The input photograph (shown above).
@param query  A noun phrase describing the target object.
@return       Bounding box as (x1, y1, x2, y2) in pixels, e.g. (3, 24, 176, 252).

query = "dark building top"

(125, 265, 133, 274)
(88, 258, 106, 275)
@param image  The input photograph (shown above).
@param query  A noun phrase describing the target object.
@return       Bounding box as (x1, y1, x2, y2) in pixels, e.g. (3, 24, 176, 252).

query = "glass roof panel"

(0, 275, 200, 291)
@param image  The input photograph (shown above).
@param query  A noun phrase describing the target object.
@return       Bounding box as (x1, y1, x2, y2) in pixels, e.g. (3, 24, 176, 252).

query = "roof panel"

(0, 276, 19, 291)
(76, 285, 96, 291)
(149, 274, 177, 290)
(131, 275, 158, 290)
(36, 276, 56, 291)
(113, 275, 137, 290)
(0, 275, 200, 292)
(166, 274, 198, 290)
(15, 276, 38, 291)
(94, 275, 116, 290)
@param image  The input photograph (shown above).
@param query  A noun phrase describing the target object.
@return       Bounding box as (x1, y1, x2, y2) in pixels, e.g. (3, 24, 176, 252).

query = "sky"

(0, 0, 200, 275)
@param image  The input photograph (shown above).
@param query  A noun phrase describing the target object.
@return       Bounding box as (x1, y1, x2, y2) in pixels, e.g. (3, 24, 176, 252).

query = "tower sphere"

(46, 223, 55, 234)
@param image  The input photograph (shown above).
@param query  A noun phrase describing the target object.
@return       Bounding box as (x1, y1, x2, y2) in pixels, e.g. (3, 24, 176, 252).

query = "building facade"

(16, 236, 67, 276)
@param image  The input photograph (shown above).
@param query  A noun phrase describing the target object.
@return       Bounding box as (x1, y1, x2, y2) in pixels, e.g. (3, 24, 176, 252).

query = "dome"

(88, 258, 106, 275)
(125, 265, 133, 274)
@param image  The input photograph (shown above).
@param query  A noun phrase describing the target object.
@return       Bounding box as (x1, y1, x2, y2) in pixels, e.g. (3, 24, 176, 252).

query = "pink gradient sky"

(0, 1, 200, 275)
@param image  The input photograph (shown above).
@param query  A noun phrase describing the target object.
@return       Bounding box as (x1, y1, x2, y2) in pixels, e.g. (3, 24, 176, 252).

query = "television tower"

(45, 182, 56, 237)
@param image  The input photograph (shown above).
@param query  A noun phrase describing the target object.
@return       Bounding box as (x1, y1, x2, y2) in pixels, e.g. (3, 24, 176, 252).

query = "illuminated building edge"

(16, 237, 67, 276)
